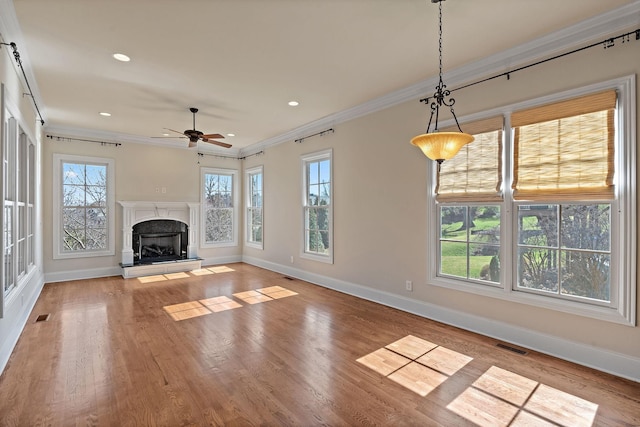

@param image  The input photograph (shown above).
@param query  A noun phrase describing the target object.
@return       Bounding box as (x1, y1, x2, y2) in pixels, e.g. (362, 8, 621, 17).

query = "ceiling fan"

(163, 107, 232, 148)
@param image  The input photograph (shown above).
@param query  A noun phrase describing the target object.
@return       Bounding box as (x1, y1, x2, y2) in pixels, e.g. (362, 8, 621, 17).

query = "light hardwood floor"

(0, 263, 638, 426)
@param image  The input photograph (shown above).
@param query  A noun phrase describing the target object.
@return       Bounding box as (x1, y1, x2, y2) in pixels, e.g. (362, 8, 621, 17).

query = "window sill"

(53, 249, 115, 260)
(429, 275, 634, 326)
(300, 252, 333, 264)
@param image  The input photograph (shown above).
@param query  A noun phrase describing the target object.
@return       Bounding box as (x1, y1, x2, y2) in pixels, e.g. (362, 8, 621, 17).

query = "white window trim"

(427, 75, 636, 326)
(2, 84, 39, 316)
(200, 167, 239, 248)
(301, 149, 333, 264)
(52, 153, 116, 259)
(245, 165, 264, 250)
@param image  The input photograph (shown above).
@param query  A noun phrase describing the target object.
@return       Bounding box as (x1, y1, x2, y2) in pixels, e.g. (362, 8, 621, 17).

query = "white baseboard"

(200, 255, 243, 267)
(243, 256, 640, 383)
(44, 266, 121, 283)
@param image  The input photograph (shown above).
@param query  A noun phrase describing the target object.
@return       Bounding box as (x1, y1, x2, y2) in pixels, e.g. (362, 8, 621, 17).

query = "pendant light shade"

(412, 0, 473, 163)
(411, 131, 474, 163)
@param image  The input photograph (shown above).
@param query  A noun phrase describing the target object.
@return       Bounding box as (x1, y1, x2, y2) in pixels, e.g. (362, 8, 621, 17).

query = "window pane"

(308, 162, 319, 185)
(87, 208, 107, 228)
(306, 230, 324, 253)
(441, 207, 468, 241)
(440, 241, 467, 278)
(307, 184, 319, 206)
(470, 243, 500, 281)
(561, 251, 610, 301)
(64, 228, 86, 251)
(63, 185, 85, 206)
(63, 207, 85, 229)
(85, 227, 107, 249)
(205, 208, 233, 243)
(518, 247, 558, 293)
(561, 204, 610, 251)
(85, 164, 105, 185)
(63, 163, 85, 185)
(518, 205, 558, 247)
(469, 206, 500, 243)
(319, 160, 330, 184)
(319, 183, 330, 204)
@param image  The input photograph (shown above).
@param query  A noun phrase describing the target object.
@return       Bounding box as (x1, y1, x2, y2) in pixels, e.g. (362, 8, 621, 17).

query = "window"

(429, 77, 635, 325)
(3, 91, 36, 305)
(53, 154, 115, 259)
(302, 149, 332, 263)
(438, 117, 504, 286)
(201, 167, 238, 247)
(245, 165, 263, 249)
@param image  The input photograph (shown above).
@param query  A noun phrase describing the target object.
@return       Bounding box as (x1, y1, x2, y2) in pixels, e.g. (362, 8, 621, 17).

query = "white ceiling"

(3, 0, 637, 153)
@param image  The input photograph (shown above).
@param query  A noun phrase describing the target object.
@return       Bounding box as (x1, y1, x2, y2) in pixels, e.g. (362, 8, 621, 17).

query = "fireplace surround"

(119, 201, 201, 278)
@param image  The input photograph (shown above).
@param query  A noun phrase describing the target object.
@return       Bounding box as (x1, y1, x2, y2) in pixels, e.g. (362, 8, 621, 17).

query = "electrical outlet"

(290, 255, 294, 264)
(405, 280, 413, 291)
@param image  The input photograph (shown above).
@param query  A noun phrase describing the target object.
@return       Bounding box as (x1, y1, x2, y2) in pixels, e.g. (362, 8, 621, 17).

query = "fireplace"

(133, 220, 188, 264)
(119, 201, 201, 277)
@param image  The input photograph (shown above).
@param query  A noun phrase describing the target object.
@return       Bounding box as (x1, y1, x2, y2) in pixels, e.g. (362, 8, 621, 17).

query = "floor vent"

(283, 276, 294, 281)
(35, 314, 50, 323)
(496, 343, 528, 355)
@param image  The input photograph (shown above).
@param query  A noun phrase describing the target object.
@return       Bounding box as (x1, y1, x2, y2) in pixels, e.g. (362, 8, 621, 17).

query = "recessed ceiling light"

(288, 101, 299, 106)
(162, 133, 170, 136)
(227, 133, 235, 137)
(113, 53, 130, 62)
(99, 112, 111, 117)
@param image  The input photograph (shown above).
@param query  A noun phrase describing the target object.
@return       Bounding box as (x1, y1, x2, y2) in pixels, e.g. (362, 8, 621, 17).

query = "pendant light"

(411, 0, 473, 164)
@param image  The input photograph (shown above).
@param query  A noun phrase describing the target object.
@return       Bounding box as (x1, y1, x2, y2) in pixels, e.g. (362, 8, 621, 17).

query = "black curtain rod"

(1, 42, 45, 125)
(46, 134, 121, 147)
(197, 150, 264, 161)
(421, 28, 640, 104)
(295, 128, 334, 144)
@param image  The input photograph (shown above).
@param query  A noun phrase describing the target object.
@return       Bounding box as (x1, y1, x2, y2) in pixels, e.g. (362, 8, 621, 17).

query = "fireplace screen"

(132, 220, 188, 264)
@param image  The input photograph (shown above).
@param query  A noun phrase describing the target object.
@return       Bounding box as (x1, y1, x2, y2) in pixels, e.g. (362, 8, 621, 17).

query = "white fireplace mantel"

(118, 201, 200, 277)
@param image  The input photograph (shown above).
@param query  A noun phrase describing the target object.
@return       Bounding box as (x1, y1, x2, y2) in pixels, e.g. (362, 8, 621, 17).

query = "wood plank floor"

(0, 263, 638, 426)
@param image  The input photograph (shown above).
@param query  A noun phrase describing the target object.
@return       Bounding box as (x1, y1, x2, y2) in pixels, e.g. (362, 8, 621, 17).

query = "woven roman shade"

(511, 90, 616, 201)
(436, 116, 504, 202)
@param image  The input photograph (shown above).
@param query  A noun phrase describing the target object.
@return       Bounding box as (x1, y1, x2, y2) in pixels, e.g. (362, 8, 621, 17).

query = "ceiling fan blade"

(201, 133, 225, 139)
(151, 135, 186, 139)
(164, 127, 187, 136)
(205, 140, 232, 149)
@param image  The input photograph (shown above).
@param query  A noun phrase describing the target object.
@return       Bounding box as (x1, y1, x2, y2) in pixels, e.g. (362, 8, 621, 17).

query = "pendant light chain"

(411, 0, 474, 164)
(438, 0, 443, 87)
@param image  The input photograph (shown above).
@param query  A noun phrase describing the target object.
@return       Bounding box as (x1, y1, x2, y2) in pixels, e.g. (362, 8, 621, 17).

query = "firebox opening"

(132, 220, 188, 265)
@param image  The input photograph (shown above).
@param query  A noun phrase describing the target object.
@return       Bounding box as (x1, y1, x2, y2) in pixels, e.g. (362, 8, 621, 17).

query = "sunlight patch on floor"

(164, 286, 298, 320)
(357, 334, 472, 397)
(136, 265, 236, 283)
(447, 366, 598, 427)
(359, 337, 597, 425)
